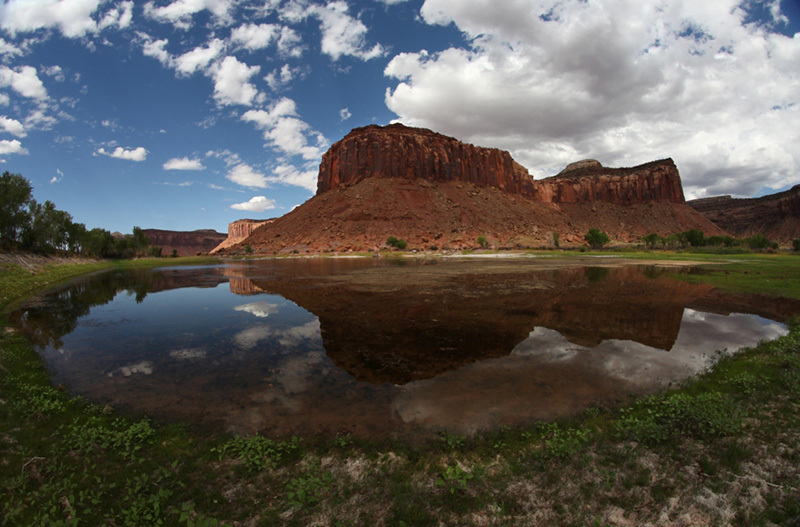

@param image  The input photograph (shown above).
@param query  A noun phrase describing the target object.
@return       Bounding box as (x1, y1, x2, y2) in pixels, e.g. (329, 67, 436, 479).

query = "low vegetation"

(642, 229, 781, 252)
(584, 228, 610, 249)
(386, 236, 408, 250)
(2, 255, 800, 525)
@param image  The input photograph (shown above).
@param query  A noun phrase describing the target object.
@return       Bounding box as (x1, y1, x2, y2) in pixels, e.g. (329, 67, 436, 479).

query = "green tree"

(552, 232, 560, 248)
(22, 200, 72, 254)
(642, 233, 662, 249)
(131, 226, 151, 257)
(386, 236, 407, 250)
(684, 229, 706, 247)
(477, 235, 489, 249)
(745, 233, 771, 250)
(584, 228, 610, 250)
(793, 239, 800, 252)
(0, 171, 33, 249)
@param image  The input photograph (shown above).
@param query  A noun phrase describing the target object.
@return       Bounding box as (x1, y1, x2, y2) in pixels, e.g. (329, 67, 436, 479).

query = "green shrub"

(793, 239, 800, 252)
(476, 235, 488, 249)
(386, 236, 407, 250)
(584, 228, 610, 249)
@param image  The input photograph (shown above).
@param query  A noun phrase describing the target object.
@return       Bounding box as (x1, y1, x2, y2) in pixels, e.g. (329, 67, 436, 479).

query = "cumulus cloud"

(230, 22, 280, 50)
(210, 56, 261, 106)
(226, 162, 267, 188)
(0, 66, 48, 100)
(0, 116, 26, 137)
(0, 139, 28, 155)
(96, 146, 148, 161)
(231, 195, 277, 212)
(163, 156, 205, 170)
(0, 0, 102, 38)
(285, 0, 385, 60)
(265, 64, 299, 90)
(385, 0, 800, 197)
(174, 38, 225, 76)
(143, 0, 236, 30)
(241, 97, 327, 160)
(268, 164, 317, 192)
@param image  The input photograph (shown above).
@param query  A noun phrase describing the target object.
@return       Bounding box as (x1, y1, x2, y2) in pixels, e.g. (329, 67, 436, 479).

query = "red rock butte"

(222, 124, 724, 254)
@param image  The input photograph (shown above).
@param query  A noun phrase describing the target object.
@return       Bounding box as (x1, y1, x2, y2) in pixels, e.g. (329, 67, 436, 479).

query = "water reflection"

(9, 259, 797, 438)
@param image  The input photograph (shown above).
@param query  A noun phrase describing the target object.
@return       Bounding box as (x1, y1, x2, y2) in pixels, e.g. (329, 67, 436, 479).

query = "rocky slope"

(228, 124, 724, 254)
(210, 219, 273, 254)
(142, 229, 226, 256)
(688, 185, 800, 244)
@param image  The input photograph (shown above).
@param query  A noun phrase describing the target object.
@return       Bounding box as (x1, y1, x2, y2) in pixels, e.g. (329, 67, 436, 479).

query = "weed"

(286, 465, 334, 509)
(214, 435, 302, 471)
(438, 430, 466, 451)
(435, 463, 474, 494)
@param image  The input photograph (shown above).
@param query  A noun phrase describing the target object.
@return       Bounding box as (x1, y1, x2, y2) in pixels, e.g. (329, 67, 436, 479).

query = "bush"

(386, 236, 407, 250)
(476, 235, 489, 249)
(794, 239, 800, 252)
(642, 233, 662, 249)
(584, 228, 610, 249)
(745, 233, 772, 250)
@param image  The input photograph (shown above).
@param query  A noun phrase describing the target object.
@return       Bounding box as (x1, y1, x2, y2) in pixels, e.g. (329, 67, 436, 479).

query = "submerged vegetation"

(1, 254, 800, 525)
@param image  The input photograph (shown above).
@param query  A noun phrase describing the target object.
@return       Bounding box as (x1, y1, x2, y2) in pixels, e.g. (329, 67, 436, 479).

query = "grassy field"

(1, 253, 799, 526)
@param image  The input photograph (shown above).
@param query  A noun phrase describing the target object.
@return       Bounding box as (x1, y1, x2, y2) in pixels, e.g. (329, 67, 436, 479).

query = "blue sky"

(1, 0, 798, 234)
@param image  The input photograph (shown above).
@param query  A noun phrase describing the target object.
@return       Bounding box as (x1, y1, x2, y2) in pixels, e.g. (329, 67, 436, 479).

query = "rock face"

(210, 219, 273, 254)
(535, 158, 685, 206)
(688, 185, 800, 244)
(317, 123, 536, 196)
(225, 124, 724, 254)
(142, 229, 226, 257)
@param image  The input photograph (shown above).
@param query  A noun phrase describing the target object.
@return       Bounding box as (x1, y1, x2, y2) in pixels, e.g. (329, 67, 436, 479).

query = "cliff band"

(224, 124, 724, 254)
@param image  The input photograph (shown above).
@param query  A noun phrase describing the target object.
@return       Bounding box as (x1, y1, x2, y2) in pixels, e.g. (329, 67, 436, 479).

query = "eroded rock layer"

(688, 186, 800, 244)
(317, 123, 536, 196)
(142, 229, 226, 257)
(227, 124, 724, 254)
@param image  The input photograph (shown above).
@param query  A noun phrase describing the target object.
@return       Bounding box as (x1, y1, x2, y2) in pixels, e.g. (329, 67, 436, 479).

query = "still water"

(10, 258, 792, 438)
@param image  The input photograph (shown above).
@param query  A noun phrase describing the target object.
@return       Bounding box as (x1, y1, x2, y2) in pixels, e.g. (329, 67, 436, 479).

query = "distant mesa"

(688, 185, 800, 244)
(142, 228, 226, 257)
(210, 219, 273, 254)
(220, 124, 725, 255)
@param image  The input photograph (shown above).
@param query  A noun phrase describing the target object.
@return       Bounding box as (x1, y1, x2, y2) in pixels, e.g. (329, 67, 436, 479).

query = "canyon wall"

(210, 219, 273, 254)
(317, 124, 685, 207)
(317, 123, 537, 197)
(534, 158, 686, 206)
(141, 229, 226, 257)
(688, 185, 800, 243)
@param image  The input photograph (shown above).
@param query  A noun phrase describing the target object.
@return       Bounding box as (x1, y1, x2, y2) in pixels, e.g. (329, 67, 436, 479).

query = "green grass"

(1, 254, 800, 525)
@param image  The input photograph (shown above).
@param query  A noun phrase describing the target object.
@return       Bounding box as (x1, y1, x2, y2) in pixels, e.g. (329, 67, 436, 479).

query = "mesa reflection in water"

(10, 258, 792, 437)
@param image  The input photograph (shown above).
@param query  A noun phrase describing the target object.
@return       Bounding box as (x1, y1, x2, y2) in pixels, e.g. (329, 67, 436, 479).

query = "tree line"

(0, 171, 161, 258)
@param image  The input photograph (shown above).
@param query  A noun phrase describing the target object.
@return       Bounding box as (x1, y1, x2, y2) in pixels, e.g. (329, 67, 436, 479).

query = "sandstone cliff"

(225, 124, 724, 254)
(688, 185, 800, 244)
(210, 219, 273, 254)
(317, 123, 536, 196)
(142, 229, 226, 257)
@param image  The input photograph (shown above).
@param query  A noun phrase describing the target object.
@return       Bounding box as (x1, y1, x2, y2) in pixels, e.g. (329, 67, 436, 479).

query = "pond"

(10, 257, 793, 438)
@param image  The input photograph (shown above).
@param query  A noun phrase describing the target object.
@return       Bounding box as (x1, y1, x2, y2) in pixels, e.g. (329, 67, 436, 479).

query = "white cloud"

(277, 26, 304, 57)
(139, 34, 172, 66)
(268, 164, 317, 192)
(231, 195, 277, 212)
(174, 38, 225, 76)
(241, 97, 327, 160)
(339, 107, 351, 120)
(99, 1, 133, 30)
(234, 301, 279, 317)
(0, 139, 28, 155)
(0, 0, 102, 38)
(0, 38, 24, 57)
(210, 56, 261, 107)
(96, 146, 148, 161)
(0, 66, 48, 100)
(226, 163, 267, 188)
(143, 0, 235, 30)
(304, 1, 386, 61)
(375, 0, 408, 4)
(265, 64, 298, 91)
(42, 65, 65, 82)
(163, 156, 205, 170)
(230, 23, 280, 50)
(0, 116, 26, 137)
(50, 168, 63, 184)
(25, 109, 58, 130)
(385, 0, 800, 197)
